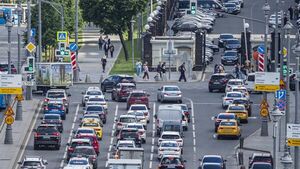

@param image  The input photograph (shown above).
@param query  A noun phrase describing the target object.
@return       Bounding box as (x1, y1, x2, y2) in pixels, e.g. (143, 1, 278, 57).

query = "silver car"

(222, 92, 245, 109)
(157, 85, 182, 103)
(18, 156, 48, 169)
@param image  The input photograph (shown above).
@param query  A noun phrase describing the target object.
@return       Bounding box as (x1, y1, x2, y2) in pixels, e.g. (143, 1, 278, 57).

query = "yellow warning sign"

(4, 106, 14, 116)
(260, 108, 269, 117)
(287, 138, 300, 146)
(0, 88, 22, 94)
(15, 94, 24, 101)
(5, 116, 14, 125)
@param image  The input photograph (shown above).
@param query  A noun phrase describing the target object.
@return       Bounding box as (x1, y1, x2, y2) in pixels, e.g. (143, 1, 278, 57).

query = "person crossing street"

(178, 62, 187, 82)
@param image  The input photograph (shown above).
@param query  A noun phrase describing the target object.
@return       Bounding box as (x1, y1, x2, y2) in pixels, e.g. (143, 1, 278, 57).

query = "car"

(232, 98, 252, 116)
(157, 85, 183, 103)
(158, 141, 182, 160)
(226, 104, 248, 123)
(115, 115, 137, 135)
(115, 140, 136, 149)
(127, 110, 147, 128)
(128, 104, 150, 123)
(249, 153, 273, 168)
(43, 100, 67, 120)
(75, 134, 100, 155)
(221, 50, 239, 66)
(84, 105, 107, 124)
(224, 3, 240, 14)
(126, 90, 150, 110)
(213, 113, 238, 132)
(226, 0, 242, 9)
(289, 73, 300, 91)
(66, 138, 92, 162)
(41, 114, 63, 133)
(244, 73, 256, 93)
(18, 156, 48, 169)
(33, 124, 61, 150)
(69, 146, 97, 169)
(80, 117, 103, 128)
(222, 92, 245, 109)
(199, 155, 227, 169)
(117, 128, 142, 147)
(81, 86, 104, 106)
(158, 155, 186, 169)
(218, 34, 234, 48)
(208, 73, 235, 92)
(224, 39, 241, 52)
(81, 114, 102, 123)
(175, 104, 191, 123)
(230, 86, 250, 100)
(217, 119, 241, 139)
(225, 79, 244, 92)
(80, 119, 103, 140)
(206, 43, 220, 52)
(0, 62, 17, 74)
(111, 83, 136, 101)
(162, 120, 184, 138)
(101, 74, 135, 92)
(250, 162, 272, 169)
(74, 128, 97, 138)
(126, 123, 146, 143)
(44, 89, 70, 113)
(158, 131, 183, 147)
(85, 96, 108, 109)
(65, 156, 93, 169)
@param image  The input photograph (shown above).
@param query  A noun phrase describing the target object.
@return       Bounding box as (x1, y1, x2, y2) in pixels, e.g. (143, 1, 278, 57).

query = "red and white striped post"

(258, 53, 264, 71)
(71, 52, 76, 70)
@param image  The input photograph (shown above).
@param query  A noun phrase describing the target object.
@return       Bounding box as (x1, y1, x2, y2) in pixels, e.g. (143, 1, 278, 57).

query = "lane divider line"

(149, 102, 156, 169)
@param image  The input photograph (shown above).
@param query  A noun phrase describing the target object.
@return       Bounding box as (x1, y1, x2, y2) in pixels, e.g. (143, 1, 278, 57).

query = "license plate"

(135, 100, 141, 102)
(227, 60, 232, 62)
(43, 135, 51, 139)
(214, 82, 220, 84)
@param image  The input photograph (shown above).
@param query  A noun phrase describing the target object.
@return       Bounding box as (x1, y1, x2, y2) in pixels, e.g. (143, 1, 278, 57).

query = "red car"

(75, 134, 100, 155)
(111, 83, 136, 102)
(126, 90, 150, 110)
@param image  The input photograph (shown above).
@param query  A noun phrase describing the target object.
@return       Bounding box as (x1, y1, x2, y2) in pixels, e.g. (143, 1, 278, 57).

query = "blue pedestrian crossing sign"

(69, 43, 78, 52)
(258, 45, 265, 55)
(57, 31, 68, 42)
(275, 89, 286, 100)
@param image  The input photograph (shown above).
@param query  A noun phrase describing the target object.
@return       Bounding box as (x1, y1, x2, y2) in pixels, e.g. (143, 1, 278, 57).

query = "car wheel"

(217, 135, 221, 140)
(117, 96, 121, 102)
(66, 108, 69, 114)
(62, 115, 66, 120)
(157, 96, 160, 102)
(143, 139, 146, 144)
(214, 127, 218, 132)
(178, 100, 182, 104)
(111, 93, 115, 101)
(55, 144, 60, 150)
(209, 88, 213, 93)
(101, 86, 106, 92)
(103, 119, 107, 124)
(34, 144, 39, 150)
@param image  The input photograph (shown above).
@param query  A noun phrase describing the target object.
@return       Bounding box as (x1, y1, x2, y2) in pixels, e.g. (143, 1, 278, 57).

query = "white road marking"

(149, 102, 156, 169)
(192, 124, 195, 131)
(193, 138, 196, 146)
(193, 132, 196, 138)
(106, 105, 119, 167)
(149, 161, 153, 169)
(202, 73, 206, 81)
(60, 104, 80, 168)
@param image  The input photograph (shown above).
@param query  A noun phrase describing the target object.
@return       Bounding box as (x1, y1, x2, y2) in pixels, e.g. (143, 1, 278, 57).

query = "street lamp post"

(271, 106, 284, 169)
(131, 18, 135, 69)
(243, 20, 249, 63)
(274, 0, 280, 72)
(281, 151, 293, 169)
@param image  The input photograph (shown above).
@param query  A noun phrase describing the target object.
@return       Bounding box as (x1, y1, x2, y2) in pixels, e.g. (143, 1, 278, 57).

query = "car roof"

(162, 85, 180, 88)
(226, 91, 243, 95)
(120, 115, 136, 118)
(228, 79, 243, 82)
(119, 83, 135, 86)
(127, 123, 143, 126)
(220, 119, 237, 123)
(87, 86, 101, 90)
(122, 128, 139, 132)
(88, 95, 105, 99)
(47, 89, 65, 92)
(252, 153, 272, 157)
(220, 33, 233, 36)
(160, 140, 178, 144)
(218, 113, 235, 116)
(203, 155, 222, 158)
(48, 100, 63, 104)
(212, 73, 230, 76)
(118, 140, 135, 144)
(130, 104, 147, 107)
(44, 114, 60, 117)
(131, 90, 146, 93)
(161, 154, 181, 158)
(74, 145, 94, 149)
(24, 156, 43, 161)
(77, 127, 94, 131)
(161, 131, 180, 135)
(71, 138, 91, 143)
(111, 74, 133, 78)
(231, 86, 247, 89)
(69, 156, 89, 160)
(229, 104, 245, 107)
(163, 120, 181, 124)
(38, 124, 57, 127)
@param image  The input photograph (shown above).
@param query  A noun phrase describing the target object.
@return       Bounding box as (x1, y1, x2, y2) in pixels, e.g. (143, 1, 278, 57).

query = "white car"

(74, 128, 96, 137)
(157, 85, 182, 103)
(225, 79, 244, 92)
(86, 95, 108, 109)
(269, 14, 282, 26)
(115, 140, 136, 149)
(65, 156, 93, 169)
(127, 110, 147, 128)
(115, 115, 137, 134)
(128, 104, 150, 123)
(82, 87, 104, 106)
(18, 156, 48, 169)
(230, 86, 250, 100)
(158, 131, 183, 147)
(222, 92, 245, 109)
(126, 123, 146, 143)
(158, 140, 182, 160)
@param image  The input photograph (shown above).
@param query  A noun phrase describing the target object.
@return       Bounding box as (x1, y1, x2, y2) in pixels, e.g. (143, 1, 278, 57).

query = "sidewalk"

(77, 26, 121, 83)
(0, 98, 42, 169)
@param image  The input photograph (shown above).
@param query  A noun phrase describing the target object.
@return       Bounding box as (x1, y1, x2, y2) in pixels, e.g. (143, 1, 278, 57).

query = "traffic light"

(191, 2, 196, 15)
(28, 57, 34, 71)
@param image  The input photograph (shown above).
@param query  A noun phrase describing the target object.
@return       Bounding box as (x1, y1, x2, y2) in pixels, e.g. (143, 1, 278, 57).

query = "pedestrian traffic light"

(191, 2, 196, 15)
(27, 56, 35, 72)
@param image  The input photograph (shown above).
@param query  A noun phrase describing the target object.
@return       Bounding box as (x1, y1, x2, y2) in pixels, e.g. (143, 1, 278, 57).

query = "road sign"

(277, 100, 286, 111)
(25, 42, 36, 53)
(287, 123, 300, 146)
(71, 52, 77, 70)
(255, 72, 280, 92)
(0, 74, 22, 94)
(69, 43, 78, 52)
(30, 28, 36, 37)
(257, 45, 265, 54)
(260, 108, 269, 117)
(57, 31, 68, 42)
(4, 106, 14, 116)
(5, 116, 14, 125)
(280, 79, 285, 89)
(282, 47, 287, 57)
(275, 89, 286, 100)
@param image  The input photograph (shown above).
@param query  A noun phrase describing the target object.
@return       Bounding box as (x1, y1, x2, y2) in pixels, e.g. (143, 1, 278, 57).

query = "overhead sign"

(255, 72, 280, 92)
(57, 31, 68, 42)
(69, 43, 78, 52)
(0, 74, 22, 94)
(287, 123, 300, 146)
(25, 42, 36, 53)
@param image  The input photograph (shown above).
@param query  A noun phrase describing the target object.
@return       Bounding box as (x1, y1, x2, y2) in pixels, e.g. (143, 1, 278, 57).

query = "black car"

(70, 146, 98, 169)
(101, 74, 135, 92)
(206, 43, 220, 52)
(208, 73, 235, 92)
(117, 128, 142, 147)
(221, 50, 239, 65)
(41, 114, 63, 133)
(289, 73, 300, 91)
(218, 34, 234, 48)
(224, 3, 240, 14)
(33, 124, 61, 150)
(224, 39, 241, 52)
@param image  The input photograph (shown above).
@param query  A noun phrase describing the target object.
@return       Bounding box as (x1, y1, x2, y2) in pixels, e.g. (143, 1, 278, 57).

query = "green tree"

(79, 0, 147, 60)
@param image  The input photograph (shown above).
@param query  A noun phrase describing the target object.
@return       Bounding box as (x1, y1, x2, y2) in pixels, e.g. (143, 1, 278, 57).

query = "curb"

(11, 100, 43, 169)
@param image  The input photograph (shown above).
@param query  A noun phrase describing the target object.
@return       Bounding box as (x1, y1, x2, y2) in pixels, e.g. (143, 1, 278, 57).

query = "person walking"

(289, 6, 294, 20)
(161, 62, 166, 81)
(294, 4, 299, 20)
(135, 60, 142, 76)
(101, 56, 107, 73)
(156, 62, 162, 80)
(235, 63, 240, 79)
(143, 62, 149, 80)
(98, 36, 103, 50)
(178, 62, 187, 82)
(104, 43, 109, 56)
(109, 44, 115, 58)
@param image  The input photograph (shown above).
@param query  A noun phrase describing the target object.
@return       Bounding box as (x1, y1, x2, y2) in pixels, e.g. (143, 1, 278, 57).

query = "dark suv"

(117, 128, 142, 147)
(33, 124, 61, 150)
(111, 83, 136, 102)
(208, 73, 235, 92)
(101, 74, 135, 92)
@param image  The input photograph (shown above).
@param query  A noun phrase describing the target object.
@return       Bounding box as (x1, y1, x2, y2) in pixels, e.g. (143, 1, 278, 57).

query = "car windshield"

(228, 81, 242, 85)
(23, 161, 42, 166)
(252, 164, 272, 169)
(69, 159, 88, 165)
(229, 106, 244, 111)
(77, 129, 94, 134)
(82, 123, 99, 127)
(89, 97, 105, 102)
(162, 134, 180, 139)
(47, 92, 64, 98)
(71, 142, 90, 148)
(74, 148, 95, 155)
(218, 114, 235, 119)
(87, 91, 102, 95)
(164, 87, 179, 91)
(220, 121, 236, 126)
(131, 93, 146, 97)
(127, 125, 143, 129)
(227, 40, 240, 44)
(121, 131, 137, 138)
(120, 117, 136, 123)
(227, 93, 242, 97)
(203, 164, 222, 169)
(224, 51, 237, 56)
(203, 157, 222, 163)
(44, 115, 59, 120)
(87, 106, 103, 111)
(161, 142, 178, 147)
(37, 126, 57, 133)
(164, 125, 181, 132)
(47, 104, 62, 109)
(161, 157, 181, 165)
(220, 34, 233, 39)
(130, 106, 146, 110)
(225, 3, 235, 7)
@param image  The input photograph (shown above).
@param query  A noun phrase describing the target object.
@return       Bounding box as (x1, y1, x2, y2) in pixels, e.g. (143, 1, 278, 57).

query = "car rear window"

(87, 91, 102, 95)
(203, 157, 222, 163)
(130, 106, 146, 110)
(164, 87, 179, 91)
(69, 159, 88, 165)
(44, 115, 60, 120)
(71, 142, 90, 148)
(164, 125, 181, 132)
(47, 104, 62, 109)
(220, 121, 235, 126)
(218, 114, 235, 119)
(252, 163, 272, 169)
(82, 123, 99, 127)
(89, 97, 105, 102)
(233, 100, 247, 104)
(162, 134, 180, 139)
(220, 34, 233, 39)
(74, 148, 95, 155)
(161, 142, 178, 147)
(37, 126, 57, 133)
(23, 161, 42, 166)
(131, 93, 146, 97)
(228, 81, 242, 85)
(229, 106, 244, 110)
(227, 93, 242, 97)
(127, 125, 143, 129)
(121, 131, 138, 138)
(203, 165, 222, 169)
(47, 92, 64, 98)
(87, 106, 103, 111)
(211, 75, 225, 80)
(227, 39, 240, 44)
(120, 117, 136, 123)
(77, 129, 94, 134)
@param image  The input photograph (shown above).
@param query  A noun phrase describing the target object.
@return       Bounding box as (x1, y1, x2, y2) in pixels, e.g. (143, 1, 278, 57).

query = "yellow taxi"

(226, 104, 248, 123)
(217, 119, 241, 139)
(80, 118, 103, 140)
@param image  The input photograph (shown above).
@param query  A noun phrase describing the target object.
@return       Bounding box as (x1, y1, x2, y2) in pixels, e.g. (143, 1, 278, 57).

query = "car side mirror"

(17, 162, 22, 164)
(158, 88, 161, 91)
(40, 117, 43, 120)
(250, 101, 253, 104)
(211, 116, 216, 120)
(81, 91, 85, 94)
(115, 119, 118, 122)
(199, 158, 202, 161)
(154, 115, 157, 119)
(83, 107, 86, 110)
(221, 95, 225, 97)
(147, 94, 150, 97)
(72, 130, 76, 134)
(224, 159, 227, 162)
(249, 157, 252, 160)
(68, 93, 71, 97)
(66, 143, 70, 146)
(188, 107, 192, 110)
(43, 160, 48, 165)
(105, 98, 109, 101)
(245, 83, 248, 85)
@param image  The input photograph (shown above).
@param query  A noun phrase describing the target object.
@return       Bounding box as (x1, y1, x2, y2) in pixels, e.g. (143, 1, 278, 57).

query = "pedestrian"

(214, 64, 219, 73)
(161, 62, 166, 81)
(135, 60, 142, 76)
(98, 36, 103, 50)
(101, 56, 107, 73)
(107, 38, 111, 46)
(157, 62, 162, 79)
(284, 13, 288, 25)
(104, 43, 109, 56)
(235, 63, 240, 79)
(219, 64, 225, 73)
(109, 44, 115, 58)
(142, 62, 149, 80)
(178, 62, 187, 82)
(294, 5, 299, 20)
(289, 6, 294, 20)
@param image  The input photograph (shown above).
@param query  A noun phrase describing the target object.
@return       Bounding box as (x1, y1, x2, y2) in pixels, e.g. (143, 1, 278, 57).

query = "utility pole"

(26, 0, 32, 100)
(274, 0, 279, 72)
(38, 0, 42, 63)
(74, 0, 79, 82)
(16, 0, 22, 121)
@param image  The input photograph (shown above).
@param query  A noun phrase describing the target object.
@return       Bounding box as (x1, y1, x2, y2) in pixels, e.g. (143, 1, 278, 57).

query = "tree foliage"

(79, 0, 147, 60)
